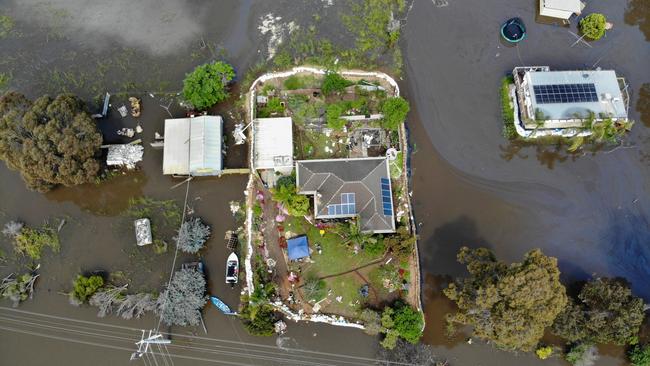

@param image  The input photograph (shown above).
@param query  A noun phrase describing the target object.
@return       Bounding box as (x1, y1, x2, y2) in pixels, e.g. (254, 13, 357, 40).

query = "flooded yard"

(0, 0, 648, 365)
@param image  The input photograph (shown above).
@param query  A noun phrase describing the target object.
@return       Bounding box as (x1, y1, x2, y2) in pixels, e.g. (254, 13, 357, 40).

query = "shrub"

(381, 97, 410, 131)
(364, 238, 386, 257)
(1, 273, 39, 307)
(580, 13, 607, 40)
(630, 344, 650, 366)
(14, 226, 60, 260)
(70, 275, 104, 305)
(536, 345, 553, 360)
(326, 103, 347, 130)
(175, 217, 211, 254)
(566, 343, 599, 366)
(321, 72, 351, 95)
(182, 61, 235, 110)
(271, 179, 311, 216)
(258, 98, 285, 118)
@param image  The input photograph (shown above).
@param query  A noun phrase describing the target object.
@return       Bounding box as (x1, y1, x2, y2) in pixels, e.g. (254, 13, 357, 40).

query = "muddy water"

(0, 0, 648, 365)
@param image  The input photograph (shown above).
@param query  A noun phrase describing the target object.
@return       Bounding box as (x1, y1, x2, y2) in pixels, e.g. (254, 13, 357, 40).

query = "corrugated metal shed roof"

(525, 70, 627, 121)
(163, 116, 223, 176)
(253, 117, 293, 170)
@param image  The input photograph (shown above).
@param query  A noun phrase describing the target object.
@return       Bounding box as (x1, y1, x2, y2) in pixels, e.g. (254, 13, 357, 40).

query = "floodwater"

(0, 0, 648, 365)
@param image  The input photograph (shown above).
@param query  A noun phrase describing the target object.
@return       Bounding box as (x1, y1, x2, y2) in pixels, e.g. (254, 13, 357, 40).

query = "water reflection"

(499, 140, 579, 169)
(422, 274, 467, 348)
(624, 0, 650, 41)
(637, 83, 650, 127)
(45, 170, 147, 216)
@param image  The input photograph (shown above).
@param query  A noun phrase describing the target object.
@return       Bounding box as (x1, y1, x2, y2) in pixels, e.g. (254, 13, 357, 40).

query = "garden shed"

(287, 235, 310, 261)
(163, 115, 223, 176)
(253, 117, 293, 174)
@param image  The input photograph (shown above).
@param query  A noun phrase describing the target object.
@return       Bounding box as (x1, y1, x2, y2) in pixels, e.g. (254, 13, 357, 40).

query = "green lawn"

(321, 273, 366, 317)
(284, 217, 383, 277)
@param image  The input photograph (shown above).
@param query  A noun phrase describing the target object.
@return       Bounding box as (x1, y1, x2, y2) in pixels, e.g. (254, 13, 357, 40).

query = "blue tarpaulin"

(287, 235, 310, 260)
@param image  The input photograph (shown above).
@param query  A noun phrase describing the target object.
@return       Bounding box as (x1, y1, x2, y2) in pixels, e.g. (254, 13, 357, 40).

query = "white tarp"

(540, 0, 581, 19)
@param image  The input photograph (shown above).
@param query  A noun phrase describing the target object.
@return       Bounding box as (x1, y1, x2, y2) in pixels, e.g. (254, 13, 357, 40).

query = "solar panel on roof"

(326, 193, 356, 216)
(533, 83, 598, 104)
(380, 178, 393, 216)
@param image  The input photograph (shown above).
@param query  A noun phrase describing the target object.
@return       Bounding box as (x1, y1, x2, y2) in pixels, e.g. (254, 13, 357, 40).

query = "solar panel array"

(533, 83, 598, 104)
(327, 193, 356, 215)
(380, 178, 393, 216)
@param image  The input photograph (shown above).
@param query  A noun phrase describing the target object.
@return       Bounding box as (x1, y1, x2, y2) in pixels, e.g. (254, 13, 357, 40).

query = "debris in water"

(118, 105, 128, 118)
(129, 97, 141, 117)
(134, 218, 152, 246)
(57, 219, 66, 232)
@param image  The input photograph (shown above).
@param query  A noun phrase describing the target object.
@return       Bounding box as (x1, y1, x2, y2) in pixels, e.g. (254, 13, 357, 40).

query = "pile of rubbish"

(134, 218, 153, 246)
(129, 97, 141, 117)
(106, 144, 144, 169)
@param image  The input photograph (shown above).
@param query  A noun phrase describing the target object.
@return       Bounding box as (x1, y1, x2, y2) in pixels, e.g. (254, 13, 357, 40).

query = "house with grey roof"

(296, 157, 396, 233)
(512, 66, 629, 132)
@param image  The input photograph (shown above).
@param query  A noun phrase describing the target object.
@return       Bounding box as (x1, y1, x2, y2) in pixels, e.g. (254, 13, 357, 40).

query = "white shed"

(539, 0, 582, 20)
(253, 117, 293, 173)
(163, 115, 223, 176)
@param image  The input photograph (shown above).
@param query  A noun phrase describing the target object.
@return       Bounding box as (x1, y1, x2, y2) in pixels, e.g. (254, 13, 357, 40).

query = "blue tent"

(287, 236, 310, 261)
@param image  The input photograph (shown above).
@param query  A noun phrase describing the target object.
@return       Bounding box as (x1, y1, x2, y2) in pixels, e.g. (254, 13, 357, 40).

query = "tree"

(175, 217, 211, 254)
(1, 273, 39, 307)
(156, 268, 207, 326)
(552, 278, 645, 345)
(580, 13, 607, 40)
(376, 338, 441, 366)
(240, 301, 277, 336)
(629, 344, 650, 366)
(321, 72, 350, 95)
(381, 97, 409, 130)
(326, 103, 346, 130)
(70, 275, 104, 306)
(182, 61, 235, 110)
(271, 179, 311, 217)
(0, 92, 103, 192)
(301, 273, 327, 302)
(359, 309, 383, 336)
(383, 226, 416, 259)
(393, 303, 424, 344)
(566, 343, 599, 366)
(444, 247, 567, 352)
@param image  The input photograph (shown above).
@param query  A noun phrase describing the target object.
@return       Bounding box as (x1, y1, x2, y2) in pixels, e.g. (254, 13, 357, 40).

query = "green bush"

(381, 97, 410, 131)
(321, 72, 351, 95)
(271, 180, 311, 216)
(392, 303, 424, 344)
(14, 226, 60, 260)
(240, 302, 277, 336)
(182, 61, 235, 110)
(566, 343, 599, 366)
(364, 238, 386, 256)
(630, 344, 650, 366)
(326, 103, 347, 130)
(258, 98, 285, 117)
(500, 76, 517, 139)
(70, 275, 104, 305)
(580, 13, 607, 40)
(536, 346, 553, 360)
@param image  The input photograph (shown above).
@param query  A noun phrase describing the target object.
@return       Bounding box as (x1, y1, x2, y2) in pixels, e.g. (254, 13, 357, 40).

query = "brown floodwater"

(0, 0, 648, 365)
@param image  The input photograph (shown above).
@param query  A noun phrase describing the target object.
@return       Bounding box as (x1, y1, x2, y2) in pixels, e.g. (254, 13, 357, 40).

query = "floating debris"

(107, 144, 144, 169)
(118, 105, 128, 118)
(134, 218, 152, 246)
(129, 97, 142, 117)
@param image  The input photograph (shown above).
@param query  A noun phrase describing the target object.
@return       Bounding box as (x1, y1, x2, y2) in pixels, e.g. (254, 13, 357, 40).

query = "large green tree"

(182, 61, 235, 110)
(0, 92, 103, 192)
(552, 277, 645, 345)
(444, 247, 567, 352)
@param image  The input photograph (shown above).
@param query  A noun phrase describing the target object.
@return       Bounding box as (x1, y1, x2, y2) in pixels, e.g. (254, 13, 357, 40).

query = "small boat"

(501, 17, 526, 43)
(210, 296, 236, 315)
(225, 252, 239, 286)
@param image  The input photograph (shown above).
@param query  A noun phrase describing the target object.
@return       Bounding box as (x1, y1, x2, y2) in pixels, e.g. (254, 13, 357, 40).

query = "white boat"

(225, 252, 239, 286)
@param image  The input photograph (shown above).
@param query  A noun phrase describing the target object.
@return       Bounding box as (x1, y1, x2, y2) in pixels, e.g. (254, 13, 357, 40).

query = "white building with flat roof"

(253, 117, 293, 174)
(512, 67, 629, 132)
(163, 115, 223, 176)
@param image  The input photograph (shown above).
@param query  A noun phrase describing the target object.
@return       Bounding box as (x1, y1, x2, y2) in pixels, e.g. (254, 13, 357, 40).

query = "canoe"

(225, 252, 239, 285)
(210, 296, 236, 315)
